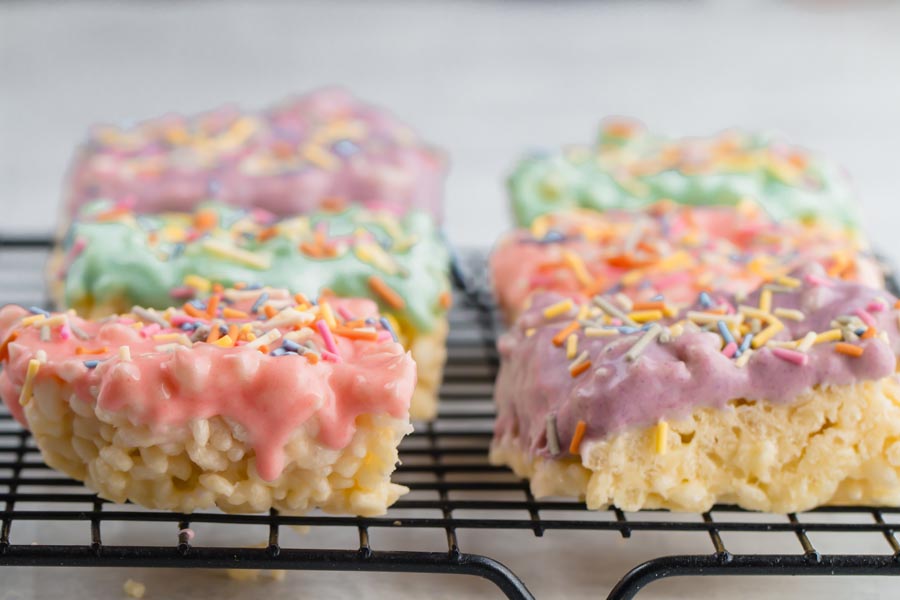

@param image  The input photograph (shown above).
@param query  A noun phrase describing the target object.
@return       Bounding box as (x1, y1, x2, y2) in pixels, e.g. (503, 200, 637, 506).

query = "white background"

(1, 1, 900, 598)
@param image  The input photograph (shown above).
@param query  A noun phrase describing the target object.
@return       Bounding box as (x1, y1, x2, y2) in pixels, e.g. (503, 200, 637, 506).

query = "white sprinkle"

(131, 306, 169, 328)
(593, 296, 638, 327)
(614, 293, 633, 312)
(545, 414, 560, 455)
(735, 349, 754, 367)
(118, 346, 131, 362)
(625, 324, 662, 362)
(245, 328, 282, 350)
(774, 308, 805, 322)
(35, 350, 47, 364)
(584, 327, 618, 338)
(569, 350, 590, 371)
(796, 331, 818, 353)
(39, 325, 50, 342)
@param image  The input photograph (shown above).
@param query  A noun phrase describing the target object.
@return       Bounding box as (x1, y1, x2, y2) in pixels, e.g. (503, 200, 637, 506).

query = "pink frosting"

(64, 88, 446, 221)
(494, 265, 900, 458)
(0, 293, 415, 481)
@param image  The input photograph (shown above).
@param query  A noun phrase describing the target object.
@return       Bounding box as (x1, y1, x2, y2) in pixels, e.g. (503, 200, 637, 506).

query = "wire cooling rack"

(1, 235, 900, 599)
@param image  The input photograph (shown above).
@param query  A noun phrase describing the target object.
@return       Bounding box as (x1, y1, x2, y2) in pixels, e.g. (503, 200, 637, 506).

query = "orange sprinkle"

(94, 208, 129, 222)
(834, 343, 864, 358)
(300, 242, 323, 258)
(368, 276, 406, 310)
(183, 303, 206, 319)
(570, 360, 592, 378)
(583, 278, 607, 297)
(895, 299, 900, 309)
(258, 344, 270, 354)
(205, 295, 220, 318)
(294, 292, 310, 305)
(632, 301, 665, 311)
(333, 327, 378, 341)
(257, 226, 279, 242)
(263, 304, 278, 319)
(439, 291, 453, 310)
(345, 319, 367, 328)
(569, 420, 587, 454)
(606, 254, 655, 269)
(228, 324, 239, 340)
(75, 346, 109, 355)
(234, 282, 247, 290)
(206, 325, 221, 344)
(223, 307, 248, 319)
(861, 327, 877, 340)
(552, 321, 581, 347)
(212, 283, 224, 295)
(193, 209, 218, 231)
(0, 330, 19, 361)
(306, 352, 320, 364)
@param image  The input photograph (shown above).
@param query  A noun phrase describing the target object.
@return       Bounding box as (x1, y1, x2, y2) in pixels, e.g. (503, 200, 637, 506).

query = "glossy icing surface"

(494, 265, 900, 458)
(0, 290, 415, 481)
(58, 201, 450, 332)
(509, 118, 861, 228)
(491, 202, 881, 320)
(65, 88, 446, 220)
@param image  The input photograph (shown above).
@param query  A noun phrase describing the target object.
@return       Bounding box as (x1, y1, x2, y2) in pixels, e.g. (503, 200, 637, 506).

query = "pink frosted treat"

(64, 88, 446, 221)
(0, 289, 415, 516)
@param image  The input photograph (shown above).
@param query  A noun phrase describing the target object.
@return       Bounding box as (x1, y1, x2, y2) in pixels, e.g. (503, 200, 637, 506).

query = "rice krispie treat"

(491, 265, 900, 513)
(491, 201, 882, 322)
(509, 118, 860, 228)
(51, 201, 450, 420)
(65, 88, 445, 222)
(0, 291, 414, 516)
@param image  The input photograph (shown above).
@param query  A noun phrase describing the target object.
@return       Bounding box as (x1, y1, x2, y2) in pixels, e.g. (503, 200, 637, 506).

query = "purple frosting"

(494, 264, 900, 457)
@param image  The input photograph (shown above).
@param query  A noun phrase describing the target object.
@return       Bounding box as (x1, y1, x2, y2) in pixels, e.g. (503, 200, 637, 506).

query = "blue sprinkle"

(733, 349, 743, 359)
(332, 139, 359, 157)
(618, 326, 639, 335)
(699, 292, 713, 308)
(855, 328, 867, 336)
(189, 299, 207, 310)
(379, 317, 398, 342)
(640, 323, 654, 331)
(365, 318, 376, 326)
(607, 283, 622, 295)
(739, 334, 753, 353)
(270, 347, 288, 357)
(650, 294, 664, 302)
(84, 360, 100, 369)
(28, 306, 50, 317)
(282, 339, 303, 353)
(246, 283, 264, 290)
(219, 324, 229, 335)
(638, 280, 652, 290)
(170, 243, 186, 259)
(251, 292, 269, 314)
(180, 322, 199, 331)
(717, 320, 735, 345)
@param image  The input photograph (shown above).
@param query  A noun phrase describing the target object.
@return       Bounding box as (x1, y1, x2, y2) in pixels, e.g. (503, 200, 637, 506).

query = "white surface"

(2, 1, 900, 598)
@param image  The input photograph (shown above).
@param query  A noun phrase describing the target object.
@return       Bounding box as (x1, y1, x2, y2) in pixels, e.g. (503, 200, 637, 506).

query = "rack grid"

(0, 235, 899, 599)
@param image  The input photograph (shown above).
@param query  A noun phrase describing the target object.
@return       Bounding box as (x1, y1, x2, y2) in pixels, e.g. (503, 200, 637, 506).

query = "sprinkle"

(835, 342, 864, 357)
(245, 329, 281, 350)
(39, 325, 50, 342)
(867, 299, 887, 313)
(379, 317, 399, 342)
(585, 327, 618, 338)
(206, 324, 222, 343)
(537, 298, 574, 322)
(699, 291, 713, 308)
(628, 309, 663, 323)
(251, 292, 270, 314)
(688, 311, 743, 325)
(336, 306, 356, 322)
(814, 329, 843, 344)
(367, 276, 406, 310)
(717, 320, 736, 346)
(552, 321, 581, 347)
(773, 308, 805, 322)
(205, 295, 220, 318)
(222, 307, 248, 319)
(796, 331, 818, 353)
(566, 334, 578, 359)
(722, 341, 738, 358)
(439, 291, 453, 310)
(183, 275, 212, 294)
(562, 250, 593, 287)
(841, 327, 860, 343)
(772, 347, 808, 366)
(21, 314, 46, 327)
(861, 326, 877, 340)
(28, 306, 50, 317)
(131, 307, 169, 328)
(758, 288, 772, 314)
(59, 323, 72, 340)
(751, 320, 784, 348)
(804, 273, 833, 287)
(334, 327, 378, 341)
(739, 333, 754, 353)
(315, 320, 339, 356)
(569, 420, 587, 455)
(593, 296, 638, 327)
(305, 352, 320, 365)
(84, 360, 100, 369)
(655, 421, 668, 455)
(116, 346, 131, 362)
(321, 350, 341, 363)
(202, 239, 271, 269)
(282, 339, 304, 353)
(76, 346, 109, 355)
(854, 308, 877, 329)
(212, 335, 235, 348)
(19, 359, 40, 406)
(182, 303, 206, 319)
(546, 414, 560, 455)
(735, 349, 754, 367)
(625, 324, 662, 362)
(776, 275, 801, 288)
(319, 301, 337, 329)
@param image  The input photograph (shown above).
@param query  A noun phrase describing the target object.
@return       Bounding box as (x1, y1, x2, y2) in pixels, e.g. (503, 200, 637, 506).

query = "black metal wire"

(0, 238, 899, 600)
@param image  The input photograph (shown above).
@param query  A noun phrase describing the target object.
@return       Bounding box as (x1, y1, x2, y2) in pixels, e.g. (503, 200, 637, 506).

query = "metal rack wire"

(1, 235, 899, 599)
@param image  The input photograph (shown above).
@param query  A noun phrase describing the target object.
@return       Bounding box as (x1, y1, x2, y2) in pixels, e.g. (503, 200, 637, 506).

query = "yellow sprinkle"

(526, 328, 536, 337)
(301, 144, 337, 170)
(319, 301, 337, 329)
(153, 333, 185, 343)
(776, 275, 801, 288)
(758, 288, 772, 314)
(774, 308, 805, 322)
(735, 349, 754, 367)
(562, 250, 593, 287)
(577, 304, 589, 321)
(21, 314, 46, 327)
(202, 239, 271, 270)
(751, 319, 784, 348)
(183, 274, 212, 294)
(657, 250, 693, 272)
(655, 421, 668, 455)
(530, 216, 550, 239)
(566, 334, 578, 359)
(213, 335, 235, 348)
(687, 311, 743, 325)
(815, 329, 843, 344)
(738, 305, 775, 322)
(628, 310, 663, 323)
(118, 346, 131, 361)
(19, 359, 40, 406)
(44, 315, 67, 328)
(543, 298, 575, 320)
(669, 323, 685, 338)
(621, 269, 645, 287)
(584, 327, 617, 337)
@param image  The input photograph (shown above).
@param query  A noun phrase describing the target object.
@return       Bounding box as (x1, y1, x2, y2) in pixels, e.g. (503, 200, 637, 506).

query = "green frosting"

(509, 121, 862, 228)
(60, 201, 450, 332)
